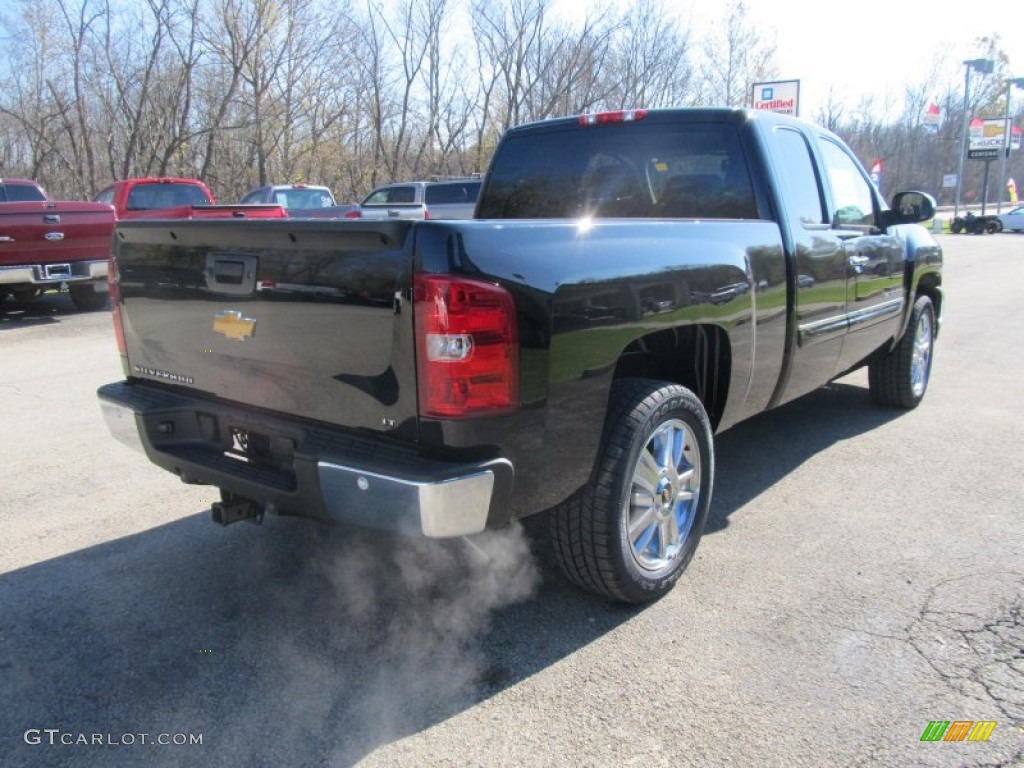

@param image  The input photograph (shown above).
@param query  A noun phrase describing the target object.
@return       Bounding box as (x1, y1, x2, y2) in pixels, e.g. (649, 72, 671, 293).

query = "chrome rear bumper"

(0, 259, 108, 285)
(97, 382, 512, 538)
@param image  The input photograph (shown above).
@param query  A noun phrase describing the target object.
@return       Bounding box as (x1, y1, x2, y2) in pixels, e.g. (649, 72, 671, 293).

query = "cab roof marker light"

(578, 109, 648, 126)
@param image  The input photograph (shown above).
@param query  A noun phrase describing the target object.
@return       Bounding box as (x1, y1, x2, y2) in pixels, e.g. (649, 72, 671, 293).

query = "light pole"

(997, 77, 1024, 213)
(955, 58, 995, 219)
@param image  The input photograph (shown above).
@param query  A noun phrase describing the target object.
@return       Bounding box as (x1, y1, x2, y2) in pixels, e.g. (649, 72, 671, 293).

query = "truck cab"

(95, 177, 285, 220)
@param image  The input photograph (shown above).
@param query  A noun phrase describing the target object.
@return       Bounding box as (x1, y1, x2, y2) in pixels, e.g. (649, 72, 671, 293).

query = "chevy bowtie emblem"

(213, 310, 256, 340)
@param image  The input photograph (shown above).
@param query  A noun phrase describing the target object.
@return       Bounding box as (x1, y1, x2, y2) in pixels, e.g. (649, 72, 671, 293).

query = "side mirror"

(882, 191, 936, 227)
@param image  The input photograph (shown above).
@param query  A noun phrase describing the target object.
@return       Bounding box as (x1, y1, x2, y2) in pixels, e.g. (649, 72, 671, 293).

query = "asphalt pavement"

(1, 234, 1021, 767)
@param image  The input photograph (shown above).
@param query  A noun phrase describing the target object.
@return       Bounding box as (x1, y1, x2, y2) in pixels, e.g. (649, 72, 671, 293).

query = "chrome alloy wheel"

(626, 418, 701, 572)
(911, 309, 934, 398)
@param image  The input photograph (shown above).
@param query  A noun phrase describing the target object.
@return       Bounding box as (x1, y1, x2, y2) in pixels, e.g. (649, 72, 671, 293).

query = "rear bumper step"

(0, 259, 108, 285)
(97, 381, 512, 537)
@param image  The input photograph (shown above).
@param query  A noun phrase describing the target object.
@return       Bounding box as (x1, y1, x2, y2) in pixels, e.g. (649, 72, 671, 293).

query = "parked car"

(241, 183, 333, 209)
(358, 177, 482, 220)
(1, 180, 115, 310)
(94, 177, 284, 220)
(240, 183, 361, 219)
(996, 206, 1024, 232)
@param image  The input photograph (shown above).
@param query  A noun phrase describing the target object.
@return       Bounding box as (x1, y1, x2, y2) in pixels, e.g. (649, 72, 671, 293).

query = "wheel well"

(612, 324, 731, 429)
(916, 273, 942, 324)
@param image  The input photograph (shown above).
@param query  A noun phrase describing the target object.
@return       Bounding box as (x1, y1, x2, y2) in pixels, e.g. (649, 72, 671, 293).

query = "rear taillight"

(424, 208, 430, 219)
(414, 274, 518, 418)
(108, 256, 127, 357)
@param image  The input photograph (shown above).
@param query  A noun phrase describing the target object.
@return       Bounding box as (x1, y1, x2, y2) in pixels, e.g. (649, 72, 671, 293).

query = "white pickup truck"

(357, 178, 481, 220)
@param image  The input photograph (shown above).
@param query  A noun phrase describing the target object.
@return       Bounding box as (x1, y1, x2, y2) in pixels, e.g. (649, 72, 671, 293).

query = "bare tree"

(471, 0, 548, 131)
(0, 0, 1016, 207)
(698, 0, 777, 108)
(0, 0, 68, 181)
(607, 0, 694, 109)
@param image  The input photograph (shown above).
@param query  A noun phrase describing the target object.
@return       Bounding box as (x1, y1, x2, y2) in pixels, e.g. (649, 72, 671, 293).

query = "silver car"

(358, 178, 482, 220)
(997, 206, 1024, 232)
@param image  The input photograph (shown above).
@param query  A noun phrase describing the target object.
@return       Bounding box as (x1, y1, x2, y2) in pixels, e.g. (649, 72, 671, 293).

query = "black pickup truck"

(98, 108, 942, 603)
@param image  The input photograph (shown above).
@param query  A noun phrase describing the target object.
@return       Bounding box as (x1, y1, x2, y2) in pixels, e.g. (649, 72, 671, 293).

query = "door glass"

(772, 128, 825, 225)
(819, 140, 876, 227)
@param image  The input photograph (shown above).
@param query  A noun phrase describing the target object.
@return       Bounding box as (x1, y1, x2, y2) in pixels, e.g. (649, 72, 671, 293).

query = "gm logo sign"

(760, 87, 774, 100)
(920, 721, 997, 742)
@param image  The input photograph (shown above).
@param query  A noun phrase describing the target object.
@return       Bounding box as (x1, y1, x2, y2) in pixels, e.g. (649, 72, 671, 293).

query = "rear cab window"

(126, 183, 212, 210)
(2, 183, 47, 202)
(276, 188, 333, 208)
(478, 118, 758, 220)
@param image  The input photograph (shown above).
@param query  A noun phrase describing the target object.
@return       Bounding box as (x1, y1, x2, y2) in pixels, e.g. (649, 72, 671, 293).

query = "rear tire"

(868, 295, 935, 409)
(549, 379, 713, 603)
(69, 284, 108, 311)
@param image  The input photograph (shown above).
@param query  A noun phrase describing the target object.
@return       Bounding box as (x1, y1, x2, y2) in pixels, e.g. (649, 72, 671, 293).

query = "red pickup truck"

(2, 177, 284, 313)
(0, 179, 116, 311)
(94, 177, 285, 220)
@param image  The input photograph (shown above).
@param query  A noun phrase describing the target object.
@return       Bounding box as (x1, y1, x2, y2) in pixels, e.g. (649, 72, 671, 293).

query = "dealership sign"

(751, 80, 800, 117)
(968, 118, 1018, 159)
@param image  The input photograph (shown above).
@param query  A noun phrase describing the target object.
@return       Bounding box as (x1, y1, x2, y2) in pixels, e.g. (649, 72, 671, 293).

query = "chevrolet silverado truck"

(1, 179, 116, 311)
(97, 108, 942, 603)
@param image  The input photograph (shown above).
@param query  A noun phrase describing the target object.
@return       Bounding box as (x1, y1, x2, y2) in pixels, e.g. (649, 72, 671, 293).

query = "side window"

(363, 188, 390, 205)
(94, 188, 115, 205)
(426, 184, 470, 204)
(773, 128, 825, 225)
(240, 191, 261, 204)
(819, 139, 876, 228)
(387, 186, 415, 204)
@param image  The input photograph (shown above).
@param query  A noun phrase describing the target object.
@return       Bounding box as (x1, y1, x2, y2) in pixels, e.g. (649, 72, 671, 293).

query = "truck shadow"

(708, 379, 901, 534)
(0, 380, 901, 767)
(0, 291, 105, 328)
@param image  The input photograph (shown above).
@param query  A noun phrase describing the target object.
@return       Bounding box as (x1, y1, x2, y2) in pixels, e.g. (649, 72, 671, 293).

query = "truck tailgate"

(113, 219, 419, 436)
(0, 201, 115, 265)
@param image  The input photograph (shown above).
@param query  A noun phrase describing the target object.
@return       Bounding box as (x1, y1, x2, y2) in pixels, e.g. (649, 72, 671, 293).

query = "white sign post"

(751, 80, 800, 117)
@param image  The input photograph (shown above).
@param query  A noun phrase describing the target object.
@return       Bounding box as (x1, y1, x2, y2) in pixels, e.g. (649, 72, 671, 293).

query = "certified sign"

(751, 80, 800, 117)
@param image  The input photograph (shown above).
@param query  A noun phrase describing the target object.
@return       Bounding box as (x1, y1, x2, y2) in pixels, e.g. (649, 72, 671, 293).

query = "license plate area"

(43, 263, 72, 280)
(225, 424, 296, 474)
